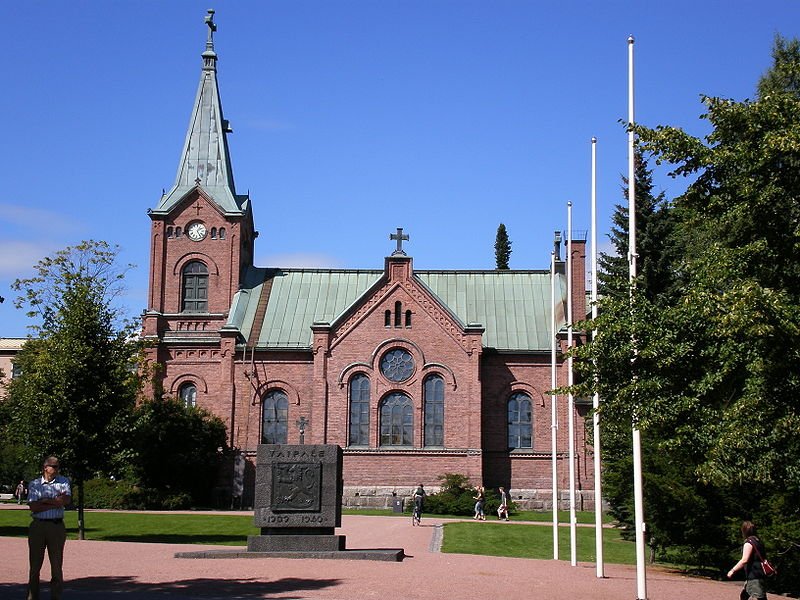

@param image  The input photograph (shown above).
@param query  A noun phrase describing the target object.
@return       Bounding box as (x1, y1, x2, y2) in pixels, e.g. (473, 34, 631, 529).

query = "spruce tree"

(494, 223, 512, 269)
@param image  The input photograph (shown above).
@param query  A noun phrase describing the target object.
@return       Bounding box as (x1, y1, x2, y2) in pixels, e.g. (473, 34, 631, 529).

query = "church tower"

(143, 10, 255, 344)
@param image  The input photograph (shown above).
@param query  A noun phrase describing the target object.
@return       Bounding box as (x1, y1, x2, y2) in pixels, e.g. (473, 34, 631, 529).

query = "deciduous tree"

(6, 240, 141, 539)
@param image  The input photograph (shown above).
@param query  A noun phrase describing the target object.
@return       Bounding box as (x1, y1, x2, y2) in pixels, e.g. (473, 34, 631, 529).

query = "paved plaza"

(0, 509, 743, 600)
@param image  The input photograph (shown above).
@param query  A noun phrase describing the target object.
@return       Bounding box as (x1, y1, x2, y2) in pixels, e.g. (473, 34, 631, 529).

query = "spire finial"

(202, 9, 218, 70)
(205, 9, 217, 49)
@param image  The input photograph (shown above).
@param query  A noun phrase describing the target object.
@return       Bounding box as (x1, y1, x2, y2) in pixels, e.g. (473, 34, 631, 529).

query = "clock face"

(187, 221, 207, 242)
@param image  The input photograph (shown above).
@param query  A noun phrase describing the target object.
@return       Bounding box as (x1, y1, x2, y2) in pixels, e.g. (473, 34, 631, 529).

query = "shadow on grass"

(0, 527, 250, 546)
(0, 574, 342, 598)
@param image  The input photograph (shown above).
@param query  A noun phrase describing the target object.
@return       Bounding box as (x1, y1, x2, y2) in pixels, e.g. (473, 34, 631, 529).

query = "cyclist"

(411, 483, 425, 525)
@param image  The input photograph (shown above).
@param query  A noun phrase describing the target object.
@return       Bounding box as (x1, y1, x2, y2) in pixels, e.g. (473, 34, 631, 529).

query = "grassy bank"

(0, 508, 628, 562)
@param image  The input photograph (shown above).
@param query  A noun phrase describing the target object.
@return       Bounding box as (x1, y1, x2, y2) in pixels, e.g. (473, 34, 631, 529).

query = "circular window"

(380, 348, 415, 382)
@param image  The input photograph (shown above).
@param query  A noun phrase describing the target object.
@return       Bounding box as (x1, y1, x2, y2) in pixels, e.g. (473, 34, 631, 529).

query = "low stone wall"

(341, 486, 599, 512)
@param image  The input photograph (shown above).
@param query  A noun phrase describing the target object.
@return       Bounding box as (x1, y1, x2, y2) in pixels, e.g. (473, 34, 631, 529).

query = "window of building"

(175, 226, 183, 238)
(166, 226, 174, 238)
(179, 382, 197, 408)
(348, 374, 370, 446)
(219, 227, 226, 239)
(11, 362, 23, 379)
(424, 375, 444, 446)
(384, 310, 391, 327)
(181, 260, 208, 313)
(508, 392, 533, 449)
(380, 392, 413, 446)
(394, 301, 402, 327)
(379, 348, 414, 382)
(262, 390, 288, 444)
(210, 227, 217, 239)
(405, 309, 412, 327)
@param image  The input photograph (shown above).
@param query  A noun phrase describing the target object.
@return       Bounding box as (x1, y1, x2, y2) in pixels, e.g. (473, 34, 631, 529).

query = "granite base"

(174, 548, 405, 561)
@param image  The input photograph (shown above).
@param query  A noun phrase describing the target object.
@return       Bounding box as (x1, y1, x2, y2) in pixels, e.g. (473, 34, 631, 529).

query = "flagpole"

(566, 201, 577, 567)
(628, 34, 648, 600)
(551, 249, 559, 561)
(591, 136, 604, 578)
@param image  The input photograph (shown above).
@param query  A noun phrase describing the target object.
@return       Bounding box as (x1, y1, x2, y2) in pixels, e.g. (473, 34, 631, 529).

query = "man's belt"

(33, 518, 63, 524)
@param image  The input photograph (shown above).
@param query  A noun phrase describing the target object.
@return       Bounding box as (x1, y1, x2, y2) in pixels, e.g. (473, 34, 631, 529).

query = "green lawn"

(0, 510, 258, 545)
(0, 509, 627, 562)
(441, 521, 634, 564)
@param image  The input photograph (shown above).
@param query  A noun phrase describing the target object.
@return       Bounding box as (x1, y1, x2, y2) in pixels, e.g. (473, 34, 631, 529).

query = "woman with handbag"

(727, 520, 772, 600)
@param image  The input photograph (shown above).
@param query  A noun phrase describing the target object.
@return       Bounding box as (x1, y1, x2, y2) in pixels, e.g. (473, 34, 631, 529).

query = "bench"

(0, 493, 14, 501)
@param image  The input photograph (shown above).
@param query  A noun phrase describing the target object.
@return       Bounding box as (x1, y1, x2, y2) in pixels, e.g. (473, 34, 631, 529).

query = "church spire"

(153, 9, 248, 216)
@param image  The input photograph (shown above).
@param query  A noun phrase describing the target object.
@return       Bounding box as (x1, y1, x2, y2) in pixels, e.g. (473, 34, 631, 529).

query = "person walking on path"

(727, 520, 770, 600)
(497, 486, 510, 521)
(473, 486, 485, 520)
(27, 455, 71, 600)
(411, 484, 425, 525)
(16, 480, 26, 504)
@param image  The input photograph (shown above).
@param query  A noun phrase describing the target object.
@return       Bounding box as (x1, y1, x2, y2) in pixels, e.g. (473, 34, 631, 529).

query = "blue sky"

(2, 1, 798, 337)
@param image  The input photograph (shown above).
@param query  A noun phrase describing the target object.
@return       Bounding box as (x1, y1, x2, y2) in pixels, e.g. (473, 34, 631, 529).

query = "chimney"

(553, 231, 562, 261)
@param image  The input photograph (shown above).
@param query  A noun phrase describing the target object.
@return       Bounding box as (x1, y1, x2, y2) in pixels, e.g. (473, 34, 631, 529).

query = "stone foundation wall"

(341, 485, 598, 512)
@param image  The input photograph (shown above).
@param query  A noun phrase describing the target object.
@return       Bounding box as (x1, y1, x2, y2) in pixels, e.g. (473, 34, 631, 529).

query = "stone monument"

(175, 442, 404, 561)
(248, 444, 344, 552)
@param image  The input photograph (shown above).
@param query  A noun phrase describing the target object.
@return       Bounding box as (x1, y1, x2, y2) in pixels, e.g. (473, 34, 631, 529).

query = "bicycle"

(412, 498, 422, 526)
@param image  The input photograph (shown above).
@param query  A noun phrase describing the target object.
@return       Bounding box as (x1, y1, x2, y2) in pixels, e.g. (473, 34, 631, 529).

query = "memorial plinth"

(248, 444, 344, 552)
(175, 444, 404, 561)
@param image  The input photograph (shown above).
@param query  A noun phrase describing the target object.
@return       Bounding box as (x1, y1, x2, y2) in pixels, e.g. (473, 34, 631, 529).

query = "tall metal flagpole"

(591, 136, 605, 578)
(551, 250, 559, 561)
(566, 201, 577, 567)
(628, 34, 648, 600)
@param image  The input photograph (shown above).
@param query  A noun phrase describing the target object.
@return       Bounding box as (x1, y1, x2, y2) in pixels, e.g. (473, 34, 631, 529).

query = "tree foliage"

(128, 398, 227, 507)
(6, 241, 141, 479)
(574, 35, 800, 593)
(4, 241, 142, 537)
(494, 223, 513, 269)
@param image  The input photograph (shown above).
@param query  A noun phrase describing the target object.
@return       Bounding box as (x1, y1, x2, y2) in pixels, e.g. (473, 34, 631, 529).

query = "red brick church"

(142, 12, 593, 510)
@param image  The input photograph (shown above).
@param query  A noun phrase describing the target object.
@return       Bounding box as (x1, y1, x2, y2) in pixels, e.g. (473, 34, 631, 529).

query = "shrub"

(82, 478, 147, 510)
(412, 473, 516, 518)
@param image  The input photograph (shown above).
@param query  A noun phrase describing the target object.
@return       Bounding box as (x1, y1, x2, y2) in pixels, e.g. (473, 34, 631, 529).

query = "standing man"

(15, 480, 26, 504)
(27, 456, 71, 600)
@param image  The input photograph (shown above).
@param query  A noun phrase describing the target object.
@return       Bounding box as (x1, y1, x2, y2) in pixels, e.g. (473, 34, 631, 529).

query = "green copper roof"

(226, 267, 568, 352)
(417, 271, 566, 351)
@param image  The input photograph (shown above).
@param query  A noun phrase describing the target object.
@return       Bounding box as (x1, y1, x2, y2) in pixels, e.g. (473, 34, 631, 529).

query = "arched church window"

(175, 226, 183, 238)
(179, 382, 197, 408)
(508, 392, 532, 449)
(380, 392, 413, 446)
(262, 390, 288, 444)
(210, 227, 217, 239)
(219, 227, 226, 239)
(181, 261, 208, 313)
(348, 374, 370, 446)
(394, 301, 402, 327)
(384, 310, 391, 327)
(405, 310, 412, 327)
(424, 375, 444, 447)
(166, 226, 174, 238)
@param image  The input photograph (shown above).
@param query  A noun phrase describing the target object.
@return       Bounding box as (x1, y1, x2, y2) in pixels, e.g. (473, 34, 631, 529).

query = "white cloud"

(0, 241, 56, 276)
(0, 203, 83, 235)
